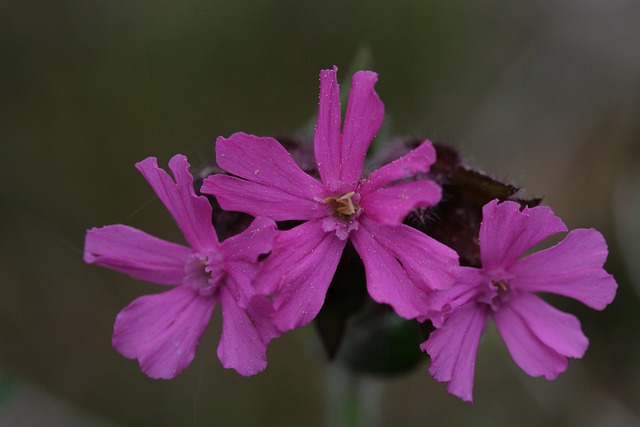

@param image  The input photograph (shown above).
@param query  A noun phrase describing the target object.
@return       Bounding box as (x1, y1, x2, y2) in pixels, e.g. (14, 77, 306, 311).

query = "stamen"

(323, 191, 358, 219)
(184, 253, 224, 297)
(491, 280, 508, 292)
(335, 192, 356, 216)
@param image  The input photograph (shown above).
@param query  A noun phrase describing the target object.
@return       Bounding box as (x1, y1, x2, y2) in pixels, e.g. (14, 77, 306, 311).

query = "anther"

(491, 280, 508, 292)
(322, 191, 358, 219)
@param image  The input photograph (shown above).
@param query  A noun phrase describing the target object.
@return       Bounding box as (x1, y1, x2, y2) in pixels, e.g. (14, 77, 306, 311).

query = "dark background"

(2, 1, 639, 426)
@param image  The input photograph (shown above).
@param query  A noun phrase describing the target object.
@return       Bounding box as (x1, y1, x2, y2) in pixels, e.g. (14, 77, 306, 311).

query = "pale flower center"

(491, 279, 508, 293)
(183, 252, 225, 297)
(483, 278, 513, 310)
(322, 191, 359, 220)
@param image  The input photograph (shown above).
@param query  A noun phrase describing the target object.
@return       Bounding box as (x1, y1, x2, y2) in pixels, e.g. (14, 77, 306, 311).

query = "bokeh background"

(2, 0, 640, 426)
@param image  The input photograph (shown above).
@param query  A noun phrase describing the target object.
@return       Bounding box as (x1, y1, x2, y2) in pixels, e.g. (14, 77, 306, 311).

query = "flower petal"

(340, 71, 384, 185)
(350, 223, 443, 319)
(84, 224, 191, 285)
(421, 267, 484, 327)
(314, 66, 342, 188)
(217, 287, 278, 376)
(360, 180, 442, 226)
(358, 217, 459, 292)
(508, 294, 588, 358)
(256, 220, 346, 331)
(202, 175, 329, 221)
(493, 299, 569, 380)
(479, 200, 567, 270)
(112, 286, 215, 379)
(362, 139, 437, 191)
(202, 133, 327, 221)
(511, 228, 617, 310)
(136, 155, 218, 252)
(421, 303, 489, 403)
(221, 216, 278, 264)
(221, 216, 278, 301)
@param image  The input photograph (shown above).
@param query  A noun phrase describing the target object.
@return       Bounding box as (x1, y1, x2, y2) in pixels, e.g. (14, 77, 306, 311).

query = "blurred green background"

(1, 0, 640, 426)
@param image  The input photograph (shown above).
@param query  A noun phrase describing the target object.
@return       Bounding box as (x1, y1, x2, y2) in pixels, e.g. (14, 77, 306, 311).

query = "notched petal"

(136, 154, 219, 251)
(422, 304, 488, 403)
(84, 224, 191, 285)
(112, 287, 215, 379)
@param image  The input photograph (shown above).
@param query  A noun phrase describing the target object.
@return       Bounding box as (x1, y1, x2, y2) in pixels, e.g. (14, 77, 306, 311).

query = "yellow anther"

(491, 280, 508, 292)
(323, 191, 358, 219)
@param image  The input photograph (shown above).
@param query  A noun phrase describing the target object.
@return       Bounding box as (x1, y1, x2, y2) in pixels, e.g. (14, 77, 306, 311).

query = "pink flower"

(421, 199, 618, 403)
(84, 155, 279, 379)
(201, 67, 459, 332)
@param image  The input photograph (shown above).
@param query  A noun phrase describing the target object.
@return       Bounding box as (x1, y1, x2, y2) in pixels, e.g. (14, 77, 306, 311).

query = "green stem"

(325, 365, 383, 427)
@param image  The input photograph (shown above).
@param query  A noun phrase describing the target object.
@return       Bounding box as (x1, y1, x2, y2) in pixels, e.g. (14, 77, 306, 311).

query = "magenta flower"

(201, 67, 459, 332)
(84, 155, 279, 379)
(421, 199, 618, 403)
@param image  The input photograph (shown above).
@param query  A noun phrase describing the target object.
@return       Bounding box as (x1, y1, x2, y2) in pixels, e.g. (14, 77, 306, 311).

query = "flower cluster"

(84, 67, 617, 402)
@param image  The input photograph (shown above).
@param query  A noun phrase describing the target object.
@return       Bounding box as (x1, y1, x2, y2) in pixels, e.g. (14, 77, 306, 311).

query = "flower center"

(485, 278, 513, 310)
(479, 278, 513, 311)
(183, 252, 225, 297)
(491, 279, 508, 293)
(322, 191, 359, 220)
